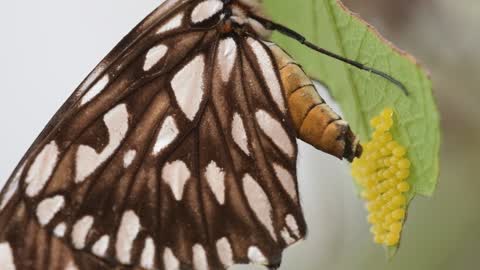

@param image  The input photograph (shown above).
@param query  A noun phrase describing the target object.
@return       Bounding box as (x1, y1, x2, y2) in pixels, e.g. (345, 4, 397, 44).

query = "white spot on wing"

(216, 237, 234, 267)
(144, 44, 168, 71)
(193, 244, 209, 270)
(153, 116, 179, 154)
(247, 38, 285, 112)
(171, 55, 205, 120)
(248, 246, 268, 264)
(92, 235, 110, 258)
(217, 38, 237, 82)
(272, 163, 297, 200)
(72, 215, 94, 249)
(157, 13, 184, 34)
(162, 160, 191, 201)
(205, 161, 226, 205)
(81, 75, 110, 105)
(76, 104, 129, 183)
(191, 0, 224, 24)
(232, 113, 250, 155)
(163, 247, 180, 270)
(116, 210, 141, 264)
(65, 261, 79, 270)
(78, 63, 107, 94)
(281, 227, 295, 245)
(255, 110, 294, 158)
(25, 141, 59, 197)
(141, 237, 156, 269)
(54, 222, 67, 237)
(242, 174, 277, 241)
(36, 195, 65, 226)
(286, 214, 301, 238)
(0, 163, 25, 210)
(123, 150, 136, 168)
(0, 242, 15, 270)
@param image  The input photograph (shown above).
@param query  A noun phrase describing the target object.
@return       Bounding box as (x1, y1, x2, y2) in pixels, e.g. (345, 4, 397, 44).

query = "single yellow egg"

(398, 158, 411, 169)
(397, 182, 411, 192)
(374, 234, 385, 244)
(392, 209, 406, 220)
(392, 195, 407, 206)
(385, 233, 400, 246)
(381, 108, 394, 118)
(393, 146, 407, 157)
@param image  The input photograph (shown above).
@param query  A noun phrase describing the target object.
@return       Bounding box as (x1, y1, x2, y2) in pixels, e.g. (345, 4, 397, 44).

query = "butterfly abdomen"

(268, 44, 362, 161)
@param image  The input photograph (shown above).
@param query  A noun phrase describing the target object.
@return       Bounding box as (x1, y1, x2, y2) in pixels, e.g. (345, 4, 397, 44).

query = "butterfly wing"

(0, 1, 306, 270)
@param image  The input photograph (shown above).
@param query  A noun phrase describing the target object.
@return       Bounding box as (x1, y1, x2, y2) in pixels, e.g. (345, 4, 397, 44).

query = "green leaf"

(263, 0, 440, 255)
(263, 0, 440, 196)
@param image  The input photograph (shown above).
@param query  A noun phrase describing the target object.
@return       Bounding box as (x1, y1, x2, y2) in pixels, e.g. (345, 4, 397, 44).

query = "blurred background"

(0, 0, 478, 270)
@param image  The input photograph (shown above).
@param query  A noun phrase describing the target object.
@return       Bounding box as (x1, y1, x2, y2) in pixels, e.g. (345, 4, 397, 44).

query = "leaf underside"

(263, 0, 440, 255)
(263, 0, 440, 197)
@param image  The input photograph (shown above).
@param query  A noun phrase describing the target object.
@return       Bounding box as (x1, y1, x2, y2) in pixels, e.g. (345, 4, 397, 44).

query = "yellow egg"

(368, 214, 380, 224)
(385, 233, 400, 246)
(377, 123, 389, 132)
(377, 208, 388, 219)
(372, 130, 384, 140)
(370, 116, 382, 127)
(377, 182, 389, 193)
(361, 190, 370, 200)
(397, 182, 411, 192)
(387, 141, 399, 150)
(380, 147, 391, 156)
(372, 225, 385, 234)
(385, 178, 398, 188)
(384, 168, 396, 178)
(366, 202, 380, 211)
(381, 108, 394, 118)
(393, 146, 407, 157)
(396, 169, 410, 180)
(390, 222, 402, 233)
(392, 195, 407, 206)
(374, 234, 385, 244)
(380, 133, 393, 144)
(382, 190, 395, 200)
(366, 178, 377, 189)
(383, 158, 391, 167)
(386, 202, 398, 210)
(389, 156, 400, 165)
(370, 151, 381, 160)
(392, 209, 406, 220)
(398, 158, 411, 169)
(384, 214, 395, 225)
(383, 118, 394, 129)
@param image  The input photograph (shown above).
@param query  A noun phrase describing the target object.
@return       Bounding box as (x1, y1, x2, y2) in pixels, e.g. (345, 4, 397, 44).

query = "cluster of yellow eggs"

(351, 108, 411, 246)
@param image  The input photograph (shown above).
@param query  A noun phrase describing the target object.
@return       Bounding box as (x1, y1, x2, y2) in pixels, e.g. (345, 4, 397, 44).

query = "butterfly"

(0, 0, 381, 269)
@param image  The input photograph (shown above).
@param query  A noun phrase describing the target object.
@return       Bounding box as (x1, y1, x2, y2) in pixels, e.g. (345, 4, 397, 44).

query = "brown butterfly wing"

(0, 1, 307, 270)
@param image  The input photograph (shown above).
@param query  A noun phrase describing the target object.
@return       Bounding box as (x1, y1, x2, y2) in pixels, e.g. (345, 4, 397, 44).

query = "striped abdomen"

(268, 44, 362, 161)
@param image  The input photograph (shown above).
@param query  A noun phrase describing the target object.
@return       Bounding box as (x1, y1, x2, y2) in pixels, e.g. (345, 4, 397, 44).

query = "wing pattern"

(0, 1, 307, 269)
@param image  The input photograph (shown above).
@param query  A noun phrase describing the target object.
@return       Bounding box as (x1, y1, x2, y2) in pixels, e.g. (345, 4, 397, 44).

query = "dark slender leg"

(251, 15, 409, 95)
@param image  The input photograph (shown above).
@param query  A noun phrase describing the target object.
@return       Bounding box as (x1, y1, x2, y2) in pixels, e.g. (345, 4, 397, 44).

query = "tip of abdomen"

(342, 129, 363, 162)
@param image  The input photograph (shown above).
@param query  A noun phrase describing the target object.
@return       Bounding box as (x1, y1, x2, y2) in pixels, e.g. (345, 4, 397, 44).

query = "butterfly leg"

(252, 15, 408, 95)
(266, 257, 282, 270)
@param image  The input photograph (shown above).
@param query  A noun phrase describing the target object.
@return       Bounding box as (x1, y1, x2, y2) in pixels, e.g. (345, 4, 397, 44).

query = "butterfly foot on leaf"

(267, 261, 282, 270)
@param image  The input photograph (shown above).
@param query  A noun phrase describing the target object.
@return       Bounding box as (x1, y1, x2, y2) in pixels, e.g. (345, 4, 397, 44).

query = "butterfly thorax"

(194, 0, 271, 38)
